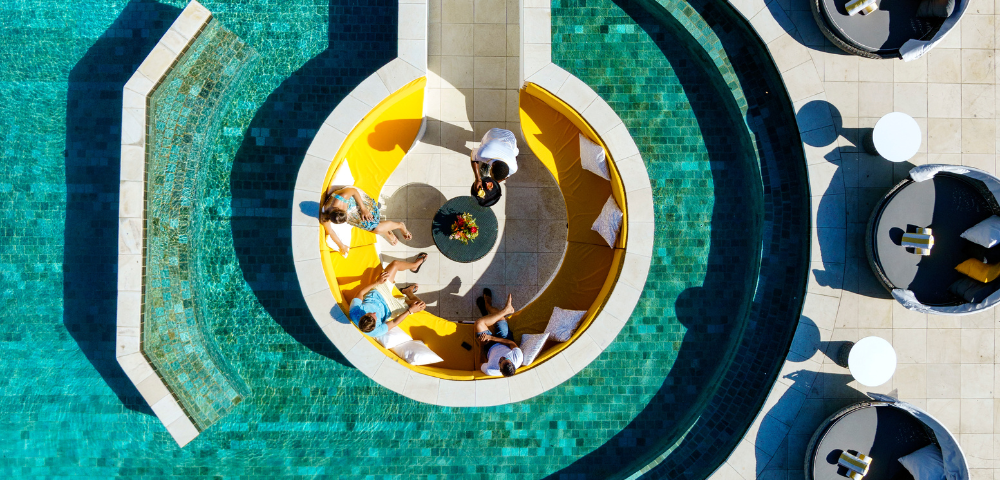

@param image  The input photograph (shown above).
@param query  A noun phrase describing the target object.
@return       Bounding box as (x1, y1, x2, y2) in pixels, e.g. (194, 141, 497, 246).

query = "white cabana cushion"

(592, 195, 623, 247)
(325, 160, 356, 252)
(520, 333, 550, 366)
(961, 215, 1000, 248)
(580, 134, 610, 180)
(898, 444, 946, 480)
(329, 159, 354, 187)
(375, 327, 412, 350)
(390, 340, 444, 366)
(544, 307, 586, 343)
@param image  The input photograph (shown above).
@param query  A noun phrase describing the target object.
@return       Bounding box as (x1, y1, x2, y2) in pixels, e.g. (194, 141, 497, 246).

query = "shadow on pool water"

(63, 0, 182, 416)
(227, 0, 398, 367)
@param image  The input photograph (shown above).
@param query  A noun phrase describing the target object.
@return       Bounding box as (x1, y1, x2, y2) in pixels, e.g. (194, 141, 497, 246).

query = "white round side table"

(847, 336, 897, 387)
(863, 112, 921, 162)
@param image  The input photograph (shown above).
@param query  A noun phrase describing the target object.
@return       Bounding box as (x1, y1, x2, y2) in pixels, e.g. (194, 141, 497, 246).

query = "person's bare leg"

(484, 301, 499, 315)
(374, 222, 398, 245)
(382, 256, 427, 283)
(375, 221, 411, 242)
(474, 294, 514, 332)
(400, 284, 421, 302)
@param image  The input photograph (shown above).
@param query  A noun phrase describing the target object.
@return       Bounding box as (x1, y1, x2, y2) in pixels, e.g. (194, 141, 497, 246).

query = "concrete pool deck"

(708, 1, 1000, 479)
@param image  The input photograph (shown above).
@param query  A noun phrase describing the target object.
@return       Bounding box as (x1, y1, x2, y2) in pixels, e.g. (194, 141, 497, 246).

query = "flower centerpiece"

(449, 212, 479, 244)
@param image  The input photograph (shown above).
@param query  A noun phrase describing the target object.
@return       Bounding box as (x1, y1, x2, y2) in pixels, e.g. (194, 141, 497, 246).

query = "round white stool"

(863, 112, 921, 162)
(847, 336, 897, 387)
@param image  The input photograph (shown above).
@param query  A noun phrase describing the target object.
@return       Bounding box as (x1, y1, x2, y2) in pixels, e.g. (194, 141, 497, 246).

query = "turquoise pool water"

(0, 0, 807, 478)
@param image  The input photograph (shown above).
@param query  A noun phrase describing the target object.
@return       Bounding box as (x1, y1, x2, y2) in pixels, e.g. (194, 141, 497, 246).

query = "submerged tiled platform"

(144, 17, 257, 431)
(116, 0, 214, 447)
(117, 0, 262, 446)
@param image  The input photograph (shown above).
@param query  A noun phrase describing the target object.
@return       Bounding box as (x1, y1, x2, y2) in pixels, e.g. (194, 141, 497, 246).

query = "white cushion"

(329, 159, 354, 188)
(390, 340, 444, 366)
(326, 229, 353, 252)
(961, 215, 1000, 248)
(591, 195, 623, 247)
(520, 333, 550, 365)
(375, 327, 412, 350)
(898, 444, 946, 480)
(324, 160, 356, 251)
(544, 307, 587, 343)
(580, 134, 610, 180)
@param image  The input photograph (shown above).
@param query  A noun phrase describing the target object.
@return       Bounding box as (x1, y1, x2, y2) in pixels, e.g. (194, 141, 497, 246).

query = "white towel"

(838, 452, 873, 476)
(846, 0, 876, 16)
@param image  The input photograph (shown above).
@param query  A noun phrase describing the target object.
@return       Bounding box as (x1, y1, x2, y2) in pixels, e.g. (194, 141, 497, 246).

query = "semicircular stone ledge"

(290, 13, 653, 407)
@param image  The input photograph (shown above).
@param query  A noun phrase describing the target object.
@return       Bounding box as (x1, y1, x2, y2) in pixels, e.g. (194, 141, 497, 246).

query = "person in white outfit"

(470, 128, 519, 192)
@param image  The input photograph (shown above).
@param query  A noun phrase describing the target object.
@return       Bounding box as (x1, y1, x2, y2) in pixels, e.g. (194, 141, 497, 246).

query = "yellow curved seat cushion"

(315, 78, 631, 381)
(956, 258, 1000, 283)
(508, 245, 624, 369)
(319, 77, 427, 250)
(519, 83, 628, 249)
(509, 243, 615, 336)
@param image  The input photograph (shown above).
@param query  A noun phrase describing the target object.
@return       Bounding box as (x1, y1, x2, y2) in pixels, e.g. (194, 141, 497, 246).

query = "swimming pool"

(0, 0, 807, 477)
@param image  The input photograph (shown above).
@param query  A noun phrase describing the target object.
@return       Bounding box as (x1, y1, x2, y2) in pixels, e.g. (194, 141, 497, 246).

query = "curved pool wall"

(548, 0, 809, 477)
(0, 0, 806, 478)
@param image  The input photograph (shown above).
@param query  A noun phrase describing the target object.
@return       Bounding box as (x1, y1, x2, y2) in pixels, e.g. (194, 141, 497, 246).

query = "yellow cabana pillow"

(955, 258, 1000, 283)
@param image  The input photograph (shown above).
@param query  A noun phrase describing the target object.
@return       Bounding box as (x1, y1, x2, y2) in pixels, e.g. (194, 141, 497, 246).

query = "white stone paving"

(708, 1, 1000, 479)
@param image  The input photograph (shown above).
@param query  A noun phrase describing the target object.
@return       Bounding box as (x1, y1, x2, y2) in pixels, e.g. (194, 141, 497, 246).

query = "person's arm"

(344, 187, 373, 222)
(321, 220, 349, 257)
(353, 272, 388, 301)
(384, 300, 425, 330)
(470, 151, 483, 190)
(476, 333, 515, 349)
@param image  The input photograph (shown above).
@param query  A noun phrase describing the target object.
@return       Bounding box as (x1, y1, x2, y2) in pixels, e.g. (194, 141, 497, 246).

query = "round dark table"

(432, 196, 498, 263)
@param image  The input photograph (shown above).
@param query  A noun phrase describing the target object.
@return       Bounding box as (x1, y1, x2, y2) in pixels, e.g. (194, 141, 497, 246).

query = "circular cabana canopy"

(867, 164, 1000, 315)
(811, 0, 967, 60)
(806, 395, 969, 480)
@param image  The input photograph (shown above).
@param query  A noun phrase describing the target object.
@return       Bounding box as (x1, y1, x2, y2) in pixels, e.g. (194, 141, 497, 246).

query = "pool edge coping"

(116, 0, 214, 448)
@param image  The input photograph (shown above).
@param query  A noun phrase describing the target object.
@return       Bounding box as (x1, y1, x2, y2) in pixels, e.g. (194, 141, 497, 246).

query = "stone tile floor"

(375, 0, 569, 322)
(713, 0, 1000, 479)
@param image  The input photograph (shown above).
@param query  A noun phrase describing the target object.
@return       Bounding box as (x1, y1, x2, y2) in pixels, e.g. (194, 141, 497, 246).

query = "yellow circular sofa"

(318, 78, 629, 381)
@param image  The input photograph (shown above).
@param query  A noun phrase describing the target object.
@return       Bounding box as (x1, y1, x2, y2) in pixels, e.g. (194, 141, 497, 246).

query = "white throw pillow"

(898, 444, 946, 480)
(544, 307, 586, 343)
(592, 195, 623, 247)
(961, 215, 1000, 248)
(520, 333, 550, 366)
(390, 340, 444, 366)
(580, 134, 610, 180)
(329, 159, 354, 188)
(375, 327, 412, 350)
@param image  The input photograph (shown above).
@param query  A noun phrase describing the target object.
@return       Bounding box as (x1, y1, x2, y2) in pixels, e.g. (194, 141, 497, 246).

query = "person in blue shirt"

(350, 254, 427, 337)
